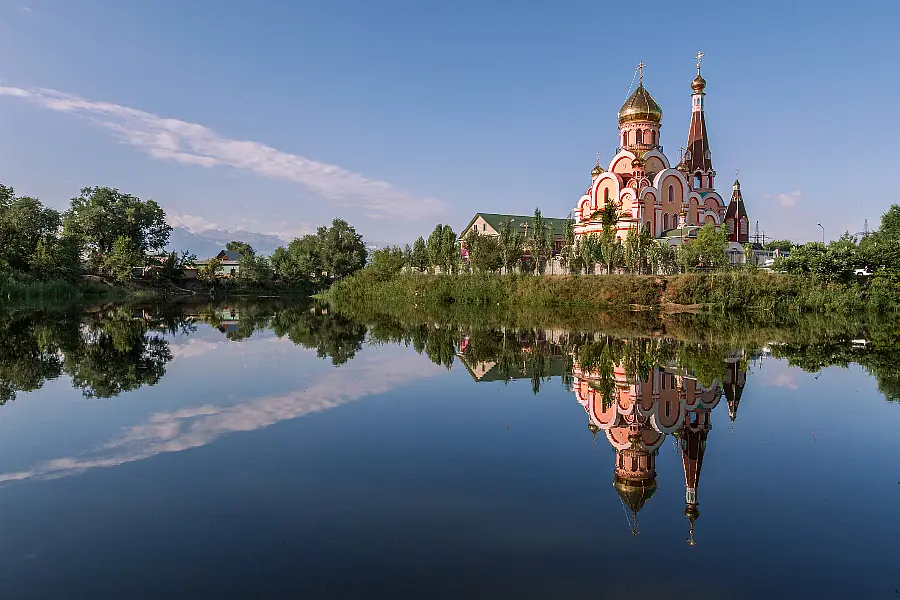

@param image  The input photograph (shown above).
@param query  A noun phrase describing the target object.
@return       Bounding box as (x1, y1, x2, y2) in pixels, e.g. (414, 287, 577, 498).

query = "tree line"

(0, 180, 370, 292)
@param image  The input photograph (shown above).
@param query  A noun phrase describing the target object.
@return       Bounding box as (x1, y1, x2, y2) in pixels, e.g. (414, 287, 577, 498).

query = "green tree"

(103, 236, 141, 282)
(411, 236, 429, 271)
(197, 257, 222, 284)
(426, 225, 446, 271)
(498, 220, 524, 273)
(63, 187, 170, 269)
(317, 219, 367, 280)
(561, 215, 578, 274)
(528, 208, 552, 275)
(598, 199, 620, 274)
(226, 240, 255, 257)
(578, 233, 601, 274)
(367, 246, 407, 281)
(678, 222, 726, 271)
(464, 229, 502, 273)
(236, 249, 272, 286)
(272, 235, 320, 282)
(764, 239, 794, 252)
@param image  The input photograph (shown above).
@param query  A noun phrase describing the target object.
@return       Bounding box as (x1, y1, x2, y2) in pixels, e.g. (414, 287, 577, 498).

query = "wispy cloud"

(0, 85, 447, 220)
(166, 212, 219, 232)
(764, 190, 801, 209)
(0, 352, 445, 484)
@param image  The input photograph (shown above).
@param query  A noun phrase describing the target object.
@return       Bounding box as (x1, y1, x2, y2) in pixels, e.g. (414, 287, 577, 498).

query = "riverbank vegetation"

(0, 179, 369, 305)
(326, 204, 900, 315)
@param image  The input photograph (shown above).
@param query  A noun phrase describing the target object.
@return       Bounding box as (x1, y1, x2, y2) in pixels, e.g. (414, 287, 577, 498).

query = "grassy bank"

(324, 270, 900, 317)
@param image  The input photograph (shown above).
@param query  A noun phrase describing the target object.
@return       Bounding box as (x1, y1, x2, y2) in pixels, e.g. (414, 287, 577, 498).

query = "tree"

(64, 187, 170, 269)
(236, 250, 272, 286)
(367, 246, 406, 281)
(272, 235, 320, 282)
(560, 215, 578, 274)
(498, 220, 524, 273)
(528, 208, 552, 275)
(317, 219, 367, 280)
(649, 240, 677, 275)
(598, 198, 620, 274)
(426, 225, 446, 271)
(197, 257, 222, 284)
(764, 239, 794, 252)
(464, 229, 502, 273)
(226, 241, 255, 257)
(678, 222, 726, 271)
(103, 236, 141, 282)
(439, 225, 459, 274)
(578, 233, 601, 275)
(403, 244, 413, 268)
(411, 236, 429, 272)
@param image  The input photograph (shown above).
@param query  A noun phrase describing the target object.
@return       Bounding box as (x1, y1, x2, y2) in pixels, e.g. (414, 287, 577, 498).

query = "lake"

(0, 301, 898, 599)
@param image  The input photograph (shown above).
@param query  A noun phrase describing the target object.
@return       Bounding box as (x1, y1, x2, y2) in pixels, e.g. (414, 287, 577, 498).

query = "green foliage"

(367, 246, 407, 281)
(463, 229, 503, 273)
(498, 220, 525, 273)
(598, 199, 621, 274)
(677, 222, 726, 271)
(411, 236, 429, 271)
(64, 186, 170, 268)
(236, 250, 273, 286)
(528, 208, 553, 275)
(426, 224, 459, 273)
(103, 236, 142, 282)
(226, 240, 255, 257)
(765, 239, 794, 252)
(197, 257, 222, 285)
(271, 219, 367, 287)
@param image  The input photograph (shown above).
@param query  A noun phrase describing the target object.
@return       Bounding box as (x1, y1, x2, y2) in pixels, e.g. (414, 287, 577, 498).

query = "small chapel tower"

(683, 51, 716, 192)
(725, 179, 750, 243)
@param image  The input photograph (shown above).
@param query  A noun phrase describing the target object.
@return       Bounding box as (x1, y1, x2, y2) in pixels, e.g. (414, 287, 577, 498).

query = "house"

(458, 213, 571, 257)
(194, 250, 241, 276)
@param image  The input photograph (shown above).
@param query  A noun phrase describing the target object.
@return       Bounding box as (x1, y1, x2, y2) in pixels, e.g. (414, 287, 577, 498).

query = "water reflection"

(573, 347, 752, 543)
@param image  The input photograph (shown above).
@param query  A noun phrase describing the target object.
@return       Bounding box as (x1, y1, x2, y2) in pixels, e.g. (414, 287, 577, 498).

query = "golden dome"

(591, 164, 603, 177)
(691, 73, 706, 93)
(618, 84, 663, 125)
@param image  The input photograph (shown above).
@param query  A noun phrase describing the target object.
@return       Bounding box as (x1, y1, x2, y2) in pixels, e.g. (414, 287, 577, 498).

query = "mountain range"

(166, 227, 394, 258)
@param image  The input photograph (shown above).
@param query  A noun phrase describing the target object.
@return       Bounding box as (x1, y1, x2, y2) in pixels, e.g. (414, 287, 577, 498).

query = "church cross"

(734, 168, 739, 178)
(636, 61, 646, 85)
(695, 50, 704, 72)
(595, 151, 601, 166)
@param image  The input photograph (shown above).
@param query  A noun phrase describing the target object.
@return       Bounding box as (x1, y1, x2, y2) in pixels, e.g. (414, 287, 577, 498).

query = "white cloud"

(0, 352, 445, 484)
(764, 190, 801, 209)
(0, 84, 447, 220)
(165, 212, 219, 232)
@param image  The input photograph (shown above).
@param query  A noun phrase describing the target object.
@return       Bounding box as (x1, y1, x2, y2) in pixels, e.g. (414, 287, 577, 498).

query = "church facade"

(573, 56, 746, 247)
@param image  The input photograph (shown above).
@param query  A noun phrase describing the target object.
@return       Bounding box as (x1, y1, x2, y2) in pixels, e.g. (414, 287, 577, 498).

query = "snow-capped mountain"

(166, 227, 289, 258)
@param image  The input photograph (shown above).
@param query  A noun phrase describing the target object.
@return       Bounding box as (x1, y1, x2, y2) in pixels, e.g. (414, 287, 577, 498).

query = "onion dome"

(614, 476, 657, 514)
(632, 155, 645, 168)
(618, 84, 663, 125)
(691, 73, 706, 93)
(591, 164, 603, 177)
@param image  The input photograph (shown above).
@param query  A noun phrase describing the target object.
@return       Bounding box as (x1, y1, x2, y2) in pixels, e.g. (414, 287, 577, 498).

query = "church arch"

(636, 129, 644, 144)
(663, 213, 669, 230)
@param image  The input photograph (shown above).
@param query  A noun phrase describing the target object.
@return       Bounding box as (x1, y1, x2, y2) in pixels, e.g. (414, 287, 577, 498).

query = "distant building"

(458, 213, 571, 258)
(194, 250, 241, 276)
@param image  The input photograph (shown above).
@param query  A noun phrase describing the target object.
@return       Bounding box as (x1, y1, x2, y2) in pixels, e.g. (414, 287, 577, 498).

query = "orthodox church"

(573, 54, 750, 248)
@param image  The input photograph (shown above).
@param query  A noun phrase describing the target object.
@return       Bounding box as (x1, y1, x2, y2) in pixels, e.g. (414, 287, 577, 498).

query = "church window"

(741, 219, 748, 235)
(482, 223, 486, 232)
(726, 220, 734, 236)
(645, 221, 651, 233)
(604, 188, 609, 203)
(668, 185, 674, 203)
(636, 129, 644, 144)
(694, 174, 702, 188)
(663, 213, 669, 230)
(623, 132, 628, 146)
(651, 130, 657, 145)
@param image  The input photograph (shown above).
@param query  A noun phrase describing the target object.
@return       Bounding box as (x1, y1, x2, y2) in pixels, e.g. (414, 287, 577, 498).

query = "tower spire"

(685, 52, 713, 188)
(637, 61, 646, 86)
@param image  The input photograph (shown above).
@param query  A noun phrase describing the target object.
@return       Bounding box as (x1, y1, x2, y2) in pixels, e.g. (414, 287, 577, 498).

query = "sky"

(0, 0, 897, 245)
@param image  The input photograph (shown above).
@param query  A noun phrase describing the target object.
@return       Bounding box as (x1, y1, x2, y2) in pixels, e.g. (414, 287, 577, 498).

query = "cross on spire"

(695, 50, 704, 73)
(734, 168, 739, 178)
(636, 61, 646, 85)
(595, 150, 601, 166)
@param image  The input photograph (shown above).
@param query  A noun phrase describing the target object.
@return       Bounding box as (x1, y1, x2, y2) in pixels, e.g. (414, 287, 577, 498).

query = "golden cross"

(679, 146, 685, 162)
(695, 50, 704, 72)
(636, 61, 646, 85)
(734, 168, 739, 178)
(595, 151, 601, 166)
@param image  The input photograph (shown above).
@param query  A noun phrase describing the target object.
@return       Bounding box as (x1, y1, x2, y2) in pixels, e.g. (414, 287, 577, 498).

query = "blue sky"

(0, 0, 896, 245)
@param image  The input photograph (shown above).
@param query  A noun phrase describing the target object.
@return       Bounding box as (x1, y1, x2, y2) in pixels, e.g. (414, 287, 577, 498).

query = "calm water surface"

(0, 303, 897, 599)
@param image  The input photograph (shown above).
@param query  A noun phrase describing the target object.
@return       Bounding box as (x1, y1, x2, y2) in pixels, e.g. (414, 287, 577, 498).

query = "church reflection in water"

(457, 333, 750, 545)
(572, 350, 746, 544)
